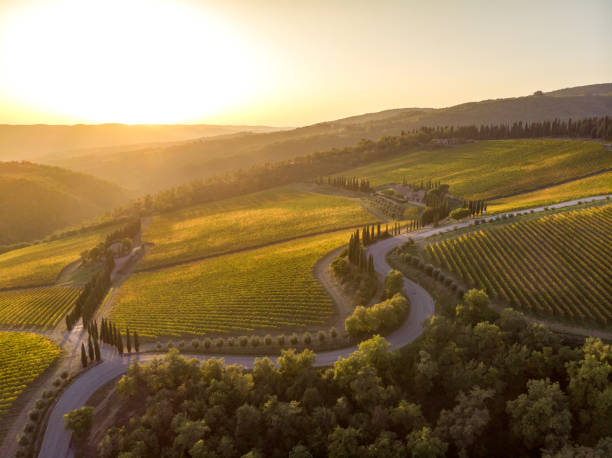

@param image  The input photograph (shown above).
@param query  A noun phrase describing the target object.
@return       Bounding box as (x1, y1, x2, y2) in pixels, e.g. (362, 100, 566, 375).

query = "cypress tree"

(377, 223, 381, 238)
(117, 333, 124, 355)
(88, 336, 94, 362)
(126, 328, 132, 353)
(134, 331, 140, 353)
(94, 338, 101, 361)
(81, 343, 88, 368)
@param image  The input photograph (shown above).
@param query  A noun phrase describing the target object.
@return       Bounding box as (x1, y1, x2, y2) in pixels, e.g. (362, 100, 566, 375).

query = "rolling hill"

(0, 162, 125, 245)
(45, 83, 612, 194)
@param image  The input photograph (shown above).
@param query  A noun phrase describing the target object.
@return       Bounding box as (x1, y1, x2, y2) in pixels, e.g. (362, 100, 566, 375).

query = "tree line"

(316, 176, 372, 193)
(462, 199, 488, 216)
(416, 116, 612, 141)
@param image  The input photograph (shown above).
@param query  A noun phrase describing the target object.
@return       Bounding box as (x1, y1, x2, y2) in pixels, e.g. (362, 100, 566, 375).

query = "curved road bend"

(39, 194, 610, 458)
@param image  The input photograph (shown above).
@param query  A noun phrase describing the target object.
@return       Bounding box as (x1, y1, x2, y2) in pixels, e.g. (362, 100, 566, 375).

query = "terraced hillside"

(425, 204, 612, 325)
(140, 187, 376, 270)
(110, 230, 351, 337)
(0, 226, 116, 290)
(340, 139, 611, 200)
(0, 286, 81, 329)
(0, 333, 60, 430)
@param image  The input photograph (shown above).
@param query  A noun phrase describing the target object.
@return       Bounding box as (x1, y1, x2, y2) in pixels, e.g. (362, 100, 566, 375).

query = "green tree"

(64, 406, 94, 439)
(80, 343, 88, 368)
(134, 331, 140, 352)
(126, 328, 132, 353)
(382, 270, 403, 299)
(507, 378, 572, 451)
(405, 427, 448, 458)
(87, 336, 95, 362)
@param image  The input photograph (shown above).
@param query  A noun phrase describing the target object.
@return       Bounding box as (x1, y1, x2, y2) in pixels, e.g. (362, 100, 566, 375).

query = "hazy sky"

(0, 0, 610, 126)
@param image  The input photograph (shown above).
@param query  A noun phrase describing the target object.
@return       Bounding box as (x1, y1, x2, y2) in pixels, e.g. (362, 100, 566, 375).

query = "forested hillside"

(46, 84, 612, 193)
(0, 162, 125, 245)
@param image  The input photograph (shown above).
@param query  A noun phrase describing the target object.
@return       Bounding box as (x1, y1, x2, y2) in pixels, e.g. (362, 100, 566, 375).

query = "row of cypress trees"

(99, 318, 139, 355)
(462, 199, 488, 216)
(318, 175, 371, 193)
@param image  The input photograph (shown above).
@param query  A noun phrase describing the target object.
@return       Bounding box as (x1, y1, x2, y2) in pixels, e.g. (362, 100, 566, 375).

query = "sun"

(0, 0, 262, 124)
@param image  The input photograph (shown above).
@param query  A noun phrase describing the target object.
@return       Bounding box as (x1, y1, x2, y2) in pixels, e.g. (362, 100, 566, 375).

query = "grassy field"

(139, 187, 376, 270)
(341, 139, 611, 200)
(488, 171, 612, 213)
(425, 204, 612, 325)
(0, 227, 115, 290)
(0, 332, 60, 420)
(110, 230, 351, 338)
(0, 286, 81, 328)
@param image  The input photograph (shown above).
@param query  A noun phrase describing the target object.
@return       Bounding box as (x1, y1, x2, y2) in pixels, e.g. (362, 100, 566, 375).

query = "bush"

(289, 333, 299, 345)
(167, 341, 174, 350)
(317, 330, 326, 343)
(178, 340, 185, 349)
(425, 264, 433, 275)
(191, 339, 199, 350)
(52, 378, 61, 387)
(60, 371, 69, 380)
(227, 337, 235, 347)
(35, 399, 46, 409)
(277, 334, 285, 346)
(382, 269, 404, 299)
(302, 332, 312, 345)
(24, 422, 35, 433)
(251, 336, 260, 347)
(214, 338, 224, 348)
(331, 257, 350, 281)
(450, 207, 471, 220)
(345, 293, 410, 338)
(28, 409, 39, 422)
(444, 277, 453, 287)
(330, 327, 338, 339)
(204, 338, 212, 349)
(156, 342, 162, 351)
(264, 334, 273, 346)
(17, 434, 29, 446)
(42, 390, 52, 399)
(239, 336, 248, 347)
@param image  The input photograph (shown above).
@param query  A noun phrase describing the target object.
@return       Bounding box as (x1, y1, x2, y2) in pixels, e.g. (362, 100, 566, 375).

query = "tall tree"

(80, 343, 88, 368)
(126, 328, 132, 353)
(134, 331, 140, 353)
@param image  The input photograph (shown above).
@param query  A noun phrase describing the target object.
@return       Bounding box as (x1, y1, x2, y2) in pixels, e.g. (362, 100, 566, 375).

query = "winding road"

(38, 194, 610, 458)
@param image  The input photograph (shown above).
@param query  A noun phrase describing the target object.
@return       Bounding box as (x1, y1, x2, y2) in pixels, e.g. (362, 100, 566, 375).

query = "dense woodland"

(91, 290, 612, 457)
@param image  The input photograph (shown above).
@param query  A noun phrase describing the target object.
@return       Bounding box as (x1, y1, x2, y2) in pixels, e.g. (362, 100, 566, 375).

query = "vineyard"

(0, 227, 116, 289)
(341, 139, 611, 200)
(425, 204, 612, 324)
(488, 171, 612, 213)
(0, 332, 60, 419)
(0, 286, 81, 328)
(140, 187, 377, 270)
(110, 230, 351, 337)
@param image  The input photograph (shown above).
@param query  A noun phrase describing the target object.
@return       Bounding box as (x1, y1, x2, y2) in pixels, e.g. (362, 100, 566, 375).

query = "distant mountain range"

(35, 82, 611, 194)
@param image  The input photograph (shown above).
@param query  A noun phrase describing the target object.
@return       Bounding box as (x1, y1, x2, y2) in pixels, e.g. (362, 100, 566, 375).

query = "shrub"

(35, 399, 46, 409)
(17, 434, 29, 446)
(167, 341, 174, 350)
(251, 336, 260, 347)
(276, 334, 285, 346)
(42, 390, 52, 399)
(239, 336, 248, 347)
(52, 378, 61, 387)
(214, 338, 224, 348)
(317, 330, 326, 343)
(191, 339, 200, 350)
(28, 409, 39, 422)
(289, 333, 299, 345)
(227, 337, 235, 347)
(382, 269, 404, 299)
(24, 422, 35, 433)
(60, 371, 69, 380)
(331, 257, 350, 281)
(156, 342, 162, 351)
(425, 264, 433, 275)
(302, 332, 312, 345)
(204, 338, 212, 349)
(345, 293, 410, 338)
(330, 327, 338, 339)
(178, 340, 185, 349)
(264, 334, 273, 346)
(444, 277, 453, 287)
(450, 207, 471, 220)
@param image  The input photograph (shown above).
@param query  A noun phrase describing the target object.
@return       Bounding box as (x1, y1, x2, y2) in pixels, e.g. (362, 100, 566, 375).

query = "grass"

(340, 139, 611, 200)
(110, 230, 352, 338)
(488, 171, 612, 213)
(0, 332, 61, 420)
(0, 227, 116, 289)
(0, 286, 81, 328)
(139, 187, 377, 270)
(424, 204, 612, 326)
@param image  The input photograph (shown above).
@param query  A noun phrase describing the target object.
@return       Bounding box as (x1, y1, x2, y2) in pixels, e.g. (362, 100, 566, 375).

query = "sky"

(0, 0, 610, 126)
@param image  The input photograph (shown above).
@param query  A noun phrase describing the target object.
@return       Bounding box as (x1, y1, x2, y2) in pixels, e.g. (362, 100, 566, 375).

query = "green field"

(139, 187, 376, 270)
(0, 227, 116, 289)
(425, 204, 612, 325)
(341, 139, 611, 200)
(0, 332, 61, 419)
(0, 286, 81, 328)
(111, 230, 351, 337)
(488, 171, 612, 213)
